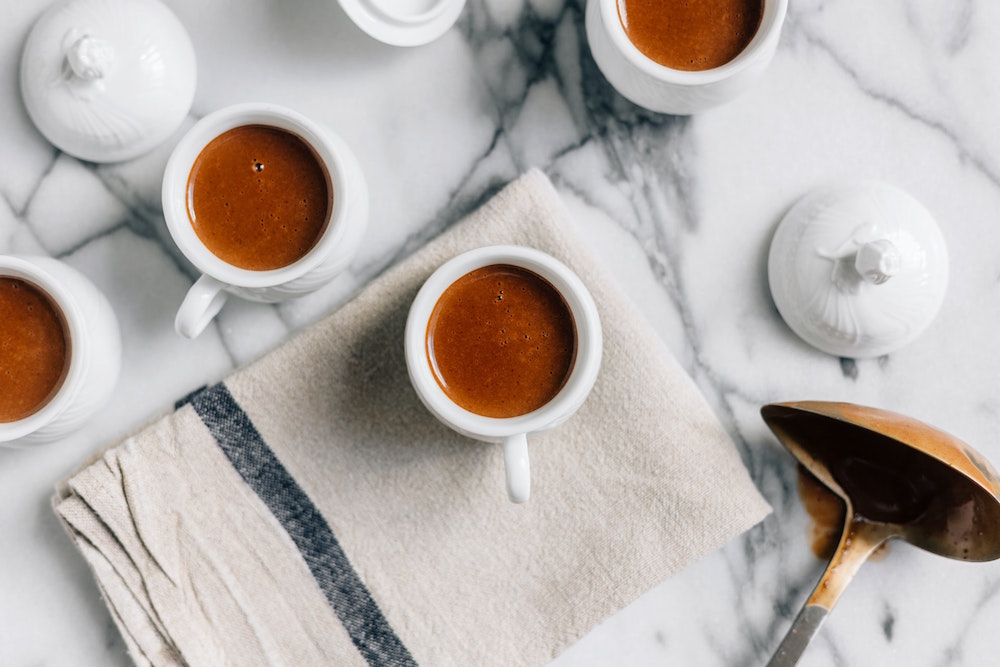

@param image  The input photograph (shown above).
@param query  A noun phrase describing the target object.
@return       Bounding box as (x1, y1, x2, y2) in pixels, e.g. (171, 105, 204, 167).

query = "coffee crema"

(426, 264, 577, 419)
(618, 0, 764, 71)
(186, 125, 331, 271)
(0, 277, 68, 422)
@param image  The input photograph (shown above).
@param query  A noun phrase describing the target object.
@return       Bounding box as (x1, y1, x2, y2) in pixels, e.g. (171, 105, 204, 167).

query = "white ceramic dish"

(337, 0, 467, 47)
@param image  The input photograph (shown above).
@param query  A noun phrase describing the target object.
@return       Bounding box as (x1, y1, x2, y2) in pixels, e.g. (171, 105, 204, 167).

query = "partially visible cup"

(0, 255, 121, 447)
(163, 102, 369, 339)
(405, 245, 603, 503)
(586, 0, 788, 114)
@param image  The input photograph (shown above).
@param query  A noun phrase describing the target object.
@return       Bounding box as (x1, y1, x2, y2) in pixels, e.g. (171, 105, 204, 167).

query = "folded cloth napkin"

(55, 170, 771, 667)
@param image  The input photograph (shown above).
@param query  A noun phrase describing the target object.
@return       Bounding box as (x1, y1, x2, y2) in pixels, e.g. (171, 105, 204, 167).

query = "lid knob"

(854, 239, 901, 286)
(65, 34, 114, 81)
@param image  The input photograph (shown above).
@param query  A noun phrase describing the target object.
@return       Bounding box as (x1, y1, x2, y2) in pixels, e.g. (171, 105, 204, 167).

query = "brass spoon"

(761, 401, 1000, 666)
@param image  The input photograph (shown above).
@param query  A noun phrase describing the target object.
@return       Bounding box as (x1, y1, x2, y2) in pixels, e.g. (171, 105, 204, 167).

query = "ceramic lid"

(337, 0, 466, 47)
(768, 181, 949, 358)
(20, 0, 197, 163)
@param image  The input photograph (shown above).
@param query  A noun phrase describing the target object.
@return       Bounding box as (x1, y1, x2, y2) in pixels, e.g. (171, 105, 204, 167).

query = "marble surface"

(3, 0, 1000, 665)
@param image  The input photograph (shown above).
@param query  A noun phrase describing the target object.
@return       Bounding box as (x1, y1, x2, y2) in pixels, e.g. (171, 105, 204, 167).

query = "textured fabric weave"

(55, 170, 771, 666)
(185, 383, 416, 667)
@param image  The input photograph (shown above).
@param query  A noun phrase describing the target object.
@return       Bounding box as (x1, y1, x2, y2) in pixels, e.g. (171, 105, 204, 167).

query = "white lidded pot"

(768, 181, 949, 358)
(337, 0, 467, 47)
(20, 0, 197, 163)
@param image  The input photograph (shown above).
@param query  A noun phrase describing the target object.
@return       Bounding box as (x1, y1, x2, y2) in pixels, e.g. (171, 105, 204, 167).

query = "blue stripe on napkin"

(184, 383, 417, 667)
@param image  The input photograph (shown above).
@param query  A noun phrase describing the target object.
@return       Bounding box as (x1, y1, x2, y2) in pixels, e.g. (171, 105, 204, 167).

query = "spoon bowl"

(762, 401, 1000, 666)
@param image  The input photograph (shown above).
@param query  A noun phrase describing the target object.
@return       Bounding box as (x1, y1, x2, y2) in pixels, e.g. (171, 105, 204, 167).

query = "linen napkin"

(54, 170, 771, 667)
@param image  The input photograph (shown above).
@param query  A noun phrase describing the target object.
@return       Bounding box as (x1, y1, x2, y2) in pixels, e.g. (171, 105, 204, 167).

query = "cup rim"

(404, 245, 603, 441)
(162, 102, 351, 289)
(0, 256, 85, 442)
(600, 0, 789, 84)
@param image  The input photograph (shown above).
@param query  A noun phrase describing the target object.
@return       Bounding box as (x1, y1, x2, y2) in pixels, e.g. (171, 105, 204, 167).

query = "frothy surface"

(618, 0, 763, 71)
(427, 264, 576, 419)
(187, 125, 331, 271)
(0, 278, 68, 422)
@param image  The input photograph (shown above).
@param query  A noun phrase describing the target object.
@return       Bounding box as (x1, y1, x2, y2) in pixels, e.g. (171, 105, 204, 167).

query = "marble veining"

(4, 0, 1000, 665)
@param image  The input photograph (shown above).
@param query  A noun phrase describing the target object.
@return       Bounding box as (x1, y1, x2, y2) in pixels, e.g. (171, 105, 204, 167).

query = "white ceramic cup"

(585, 0, 788, 115)
(163, 102, 369, 339)
(404, 245, 603, 503)
(0, 255, 121, 447)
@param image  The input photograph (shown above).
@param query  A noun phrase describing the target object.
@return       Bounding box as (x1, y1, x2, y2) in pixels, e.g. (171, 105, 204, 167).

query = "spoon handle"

(766, 605, 828, 667)
(767, 518, 895, 666)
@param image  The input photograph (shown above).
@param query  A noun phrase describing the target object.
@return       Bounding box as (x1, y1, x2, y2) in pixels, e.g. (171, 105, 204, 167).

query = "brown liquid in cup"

(186, 125, 331, 271)
(618, 0, 764, 71)
(0, 277, 68, 422)
(426, 264, 577, 419)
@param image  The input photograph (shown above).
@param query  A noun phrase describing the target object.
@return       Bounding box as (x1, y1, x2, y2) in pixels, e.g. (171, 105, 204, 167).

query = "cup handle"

(175, 275, 228, 339)
(503, 433, 531, 503)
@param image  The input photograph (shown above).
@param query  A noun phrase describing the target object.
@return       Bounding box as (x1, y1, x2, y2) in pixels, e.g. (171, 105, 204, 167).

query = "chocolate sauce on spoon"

(762, 401, 1000, 666)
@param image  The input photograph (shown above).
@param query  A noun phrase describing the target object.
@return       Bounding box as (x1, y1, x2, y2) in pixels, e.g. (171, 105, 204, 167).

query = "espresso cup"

(405, 245, 602, 503)
(586, 0, 788, 114)
(0, 255, 121, 447)
(163, 102, 369, 339)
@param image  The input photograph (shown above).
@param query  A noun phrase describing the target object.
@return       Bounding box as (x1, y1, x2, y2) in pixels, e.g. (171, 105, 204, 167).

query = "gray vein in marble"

(788, 11, 1000, 190)
(93, 171, 202, 280)
(9, 146, 58, 219)
(902, 0, 974, 57)
(721, 471, 808, 665)
(539, 6, 695, 336)
(93, 167, 169, 232)
(943, 1, 973, 56)
(53, 220, 129, 260)
(818, 632, 849, 667)
(840, 357, 859, 379)
(80, 113, 201, 267)
(881, 603, 895, 640)
(935, 574, 1000, 666)
(464, 3, 580, 175)
(364, 128, 512, 285)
